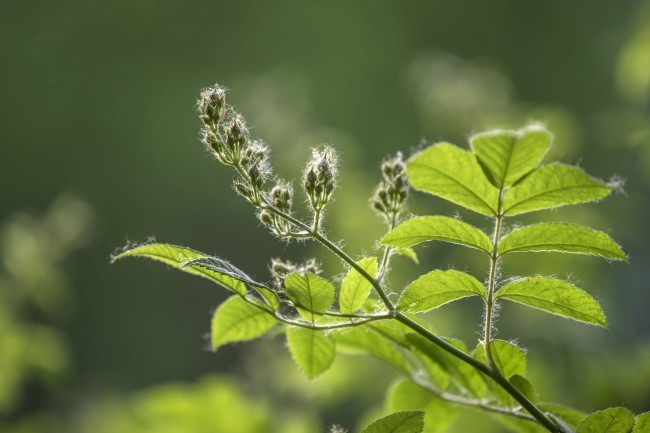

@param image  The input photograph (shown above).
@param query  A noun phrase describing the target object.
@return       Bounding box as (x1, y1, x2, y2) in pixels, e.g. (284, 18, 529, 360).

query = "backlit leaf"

(496, 278, 607, 327)
(211, 296, 276, 351)
(286, 327, 335, 380)
(470, 125, 552, 188)
(406, 334, 486, 397)
(577, 407, 635, 433)
(473, 340, 527, 379)
(339, 257, 378, 314)
(503, 164, 611, 216)
(388, 380, 459, 433)
(334, 326, 412, 375)
(284, 273, 335, 321)
(407, 143, 499, 216)
(398, 270, 486, 313)
(633, 412, 650, 433)
(111, 243, 247, 296)
(498, 223, 626, 261)
(538, 403, 586, 430)
(383, 216, 492, 254)
(361, 411, 425, 433)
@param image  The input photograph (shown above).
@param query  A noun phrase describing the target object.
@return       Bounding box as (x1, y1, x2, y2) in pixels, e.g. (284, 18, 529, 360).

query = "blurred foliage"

(1, 0, 650, 431)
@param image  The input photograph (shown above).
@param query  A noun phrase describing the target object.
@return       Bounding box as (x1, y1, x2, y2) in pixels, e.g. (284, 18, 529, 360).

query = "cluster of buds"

(198, 84, 272, 206)
(303, 147, 337, 216)
(270, 257, 321, 288)
(372, 152, 409, 222)
(257, 180, 294, 236)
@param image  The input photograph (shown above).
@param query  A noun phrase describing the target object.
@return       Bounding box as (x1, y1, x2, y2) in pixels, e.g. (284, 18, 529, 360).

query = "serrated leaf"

(286, 327, 335, 380)
(470, 125, 552, 189)
(496, 278, 607, 327)
(473, 340, 527, 379)
(633, 412, 650, 433)
(334, 326, 412, 375)
(577, 407, 635, 433)
(388, 380, 458, 433)
(284, 273, 335, 322)
(407, 143, 499, 216)
(339, 257, 378, 314)
(498, 223, 626, 261)
(503, 163, 612, 216)
(406, 334, 486, 397)
(361, 411, 425, 433)
(211, 296, 276, 351)
(398, 270, 486, 313)
(383, 216, 492, 254)
(111, 243, 247, 296)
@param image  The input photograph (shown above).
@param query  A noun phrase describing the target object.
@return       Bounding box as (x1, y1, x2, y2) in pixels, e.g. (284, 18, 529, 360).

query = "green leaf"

(577, 407, 635, 433)
(398, 270, 486, 313)
(470, 125, 552, 189)
(407, 143, 499, 216)
(334, 326, 412, 375)
(361, 411, 425, 433)
(111, 243, 247, 296)
(498, 223, 626, 261)
(286, 327, 335, 380)
(538, 403, 586, 430)
(406, 334, 486, 397)
(496, 277, 607, 327)
(633, 412, 650, 433)
(387, 380, 459, 433)
(284, 273, 335, 321)
(395, 247, 419, 264)
(473, 340, 527, 379)
(510, 374, 538, 403)
(339, 257, 378, 314)
(503, 163, 612, 216)
(383, 216, 492, 254)
(211, 296, 276, 351)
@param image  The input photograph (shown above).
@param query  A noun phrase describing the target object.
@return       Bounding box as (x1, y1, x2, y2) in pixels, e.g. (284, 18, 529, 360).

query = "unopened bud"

(258, 210, 273, 226)
(198, 85, 227, 125)
(270, 181, 293, 212)
(224, 114, 248, 152)
(302, 146, 338, 211)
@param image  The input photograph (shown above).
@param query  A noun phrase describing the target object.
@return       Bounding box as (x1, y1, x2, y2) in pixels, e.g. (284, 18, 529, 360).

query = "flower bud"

(257, 210, 273, 226)
(198, 85, 227, 126)
(371, 153, 409, 220)
(270, 180, 293, 213)
(224, 113, 249, 154)
(302, 146, 338, 211)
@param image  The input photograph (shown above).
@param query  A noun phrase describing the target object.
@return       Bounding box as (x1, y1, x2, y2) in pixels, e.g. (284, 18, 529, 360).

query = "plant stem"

(483, 211, 504, 369)
(377, 211, 398, 281)
(262, 202, 560, 433)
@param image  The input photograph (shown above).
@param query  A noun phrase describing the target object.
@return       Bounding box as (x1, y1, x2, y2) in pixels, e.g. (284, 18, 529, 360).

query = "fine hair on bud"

(371, 152, 409, 222)
(302, 145, 338, 212)
(198, 84, 227, 126)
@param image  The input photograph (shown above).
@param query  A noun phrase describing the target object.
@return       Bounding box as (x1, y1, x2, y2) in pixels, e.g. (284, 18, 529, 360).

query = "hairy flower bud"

(198, 85, 227, 126)
(224, 113, 249, 155)
(270, 180, 293, 213)
(303, 146, 338, 212)
(372, 152, 409, 221)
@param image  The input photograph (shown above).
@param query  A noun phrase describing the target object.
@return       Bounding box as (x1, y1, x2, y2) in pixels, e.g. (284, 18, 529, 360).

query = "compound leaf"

(503, 163, 612, 216)
(398, 270, 486, 313)
(470, 125, 552, 189)
(496, 278, 607, 327)
(383, 216, 492, 254)
(111, 243, 247, 296)
(498, 223, 626, 261)
(339, 257, 378, 314)
(634, 412, 650, 433)
(286, 327, 335, 380)
(407, 143, 499, 216)
(284, 273, 335, 321)
(361, 411, 425, 433)
(211, 296, 276, 351)
(577, 407, 635, 433)
(473, 340, 527, 379)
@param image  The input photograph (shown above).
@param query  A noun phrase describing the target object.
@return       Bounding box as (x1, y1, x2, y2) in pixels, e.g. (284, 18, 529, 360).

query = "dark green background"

(2, 0, 649, 429)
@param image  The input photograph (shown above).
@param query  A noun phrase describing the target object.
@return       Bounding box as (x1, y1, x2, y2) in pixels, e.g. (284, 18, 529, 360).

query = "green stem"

(262, 201, 560, 433)
(483, 211, 503, 369)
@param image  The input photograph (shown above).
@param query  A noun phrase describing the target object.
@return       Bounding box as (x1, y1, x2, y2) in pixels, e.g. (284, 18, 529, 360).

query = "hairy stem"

(483, 211, 504, 369)
(377, 211, 398, 281)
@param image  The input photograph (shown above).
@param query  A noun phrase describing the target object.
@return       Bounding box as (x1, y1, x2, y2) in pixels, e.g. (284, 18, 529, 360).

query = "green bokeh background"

(1, 1, 649, 431)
